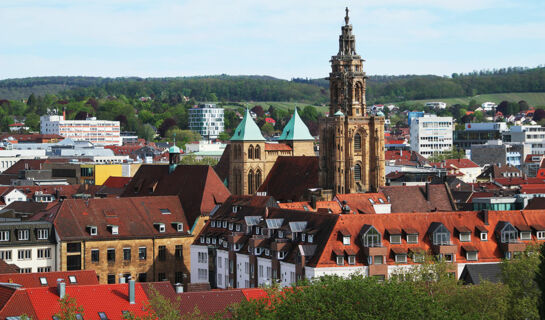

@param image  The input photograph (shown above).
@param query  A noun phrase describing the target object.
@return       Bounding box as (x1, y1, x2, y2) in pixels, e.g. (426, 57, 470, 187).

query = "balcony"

(363, 246, 388, 257)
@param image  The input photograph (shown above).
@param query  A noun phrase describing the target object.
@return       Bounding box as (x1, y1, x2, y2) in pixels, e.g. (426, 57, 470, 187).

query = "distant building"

(410, 115, 453, 157)
(408, 111, 425, 129)
(454, 122, 508, 150)
(470, 140, 529, 168)
(503, 125, 545, 154)
(188, 103, 224, 140)
(40, 114, 121, 146)
(425, 102, 447, 109)
(184, 140, 226, 161)
(8, 123, 29, 132)
(481, 102, 497, 111)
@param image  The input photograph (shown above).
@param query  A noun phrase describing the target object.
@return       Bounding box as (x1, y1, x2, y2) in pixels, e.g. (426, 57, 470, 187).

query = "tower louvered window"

(354, 164, 361, 181)
(354, 133, 361, 151)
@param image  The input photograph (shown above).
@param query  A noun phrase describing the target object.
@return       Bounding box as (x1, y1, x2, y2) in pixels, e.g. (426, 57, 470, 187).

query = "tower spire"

(345, 7, 349, 25)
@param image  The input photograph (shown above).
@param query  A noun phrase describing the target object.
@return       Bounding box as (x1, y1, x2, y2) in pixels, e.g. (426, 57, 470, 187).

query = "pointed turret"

(230, 109, 265, 141)
(278, 108, 314, 141)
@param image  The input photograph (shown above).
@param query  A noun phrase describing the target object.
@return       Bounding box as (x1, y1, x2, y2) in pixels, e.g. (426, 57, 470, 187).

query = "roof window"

(160, 209, 171, 215)
(39, 277, 47, 286)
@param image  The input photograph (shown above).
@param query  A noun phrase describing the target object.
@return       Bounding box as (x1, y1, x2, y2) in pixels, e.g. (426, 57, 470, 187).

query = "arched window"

(248, 170, 254, 194)
(248, 145, 254, 160)
(354, 133, 361, 151)
(255, 169, 262, 189)
(255, 145, 261, 160)
(354, 164, 361, 181)
(355, 82, 362, 103)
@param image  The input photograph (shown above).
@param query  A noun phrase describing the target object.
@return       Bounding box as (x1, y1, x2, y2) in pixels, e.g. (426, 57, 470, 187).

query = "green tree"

(218, 131, 231, 141)
(179, 154, 218, 166)
(123, 285, 187, 320)
(54, 295, 84, 320)
(501, 245, 541, 320)
(25, 114, 40, 131)
(537, 243, 545, 319)
(166, 129, 202, 149)
(260, 122, 275, 136)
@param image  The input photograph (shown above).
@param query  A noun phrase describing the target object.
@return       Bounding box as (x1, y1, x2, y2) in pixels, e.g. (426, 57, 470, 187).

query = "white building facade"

(503, 125, 545, 155)
(410, 115, 453, 157)
(40, 115, 121, 146)
(188, 104, 224, 140)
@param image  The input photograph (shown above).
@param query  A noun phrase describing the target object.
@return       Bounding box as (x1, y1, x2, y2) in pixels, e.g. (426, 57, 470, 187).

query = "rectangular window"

(198, 268, 207, 280)
(37, 248, 51, 259)
(395, 254, 407, 263)
(37, 229, 49, 240)
(343, 236, 350, 245)
(390, 235, 402, 244)
(19, 268, 32, 273)
(0, 250, 12, 260)
(107, 274, 115, 284)
(259, 265, 264, 277)
(107, 248, 115, 262)
(374, 255, 383, 265)
(17, 249, 31, 260)
(138, 273, 147, 282)
(67, 243, 81, 253)
(480, 232, 488, 241)
(244, 262, 249, 273)
(123, 248, 131, 261)
(139, 247, 147, 260)
(198, 252, 208, 263)
(175, 245, 183, 260)
(466, 251, 478, 261)
(17, 229, 29, 241)
(521, 231, 532, 241)
(459, 233, 471, 242)
(537, 231, 545, 240)
(91, 249, 99, 262)
(444, 254, 455, 262)
(336, 256, 344, 265)
(348, 255, 356, 265)
(158, 272, 166, 281)
(38, 267, 51, 273)
(218, 257, 222, 268)
(406, 234, 418, 244)
(0, 231, 9, 241)
(158, 246, 166, 261)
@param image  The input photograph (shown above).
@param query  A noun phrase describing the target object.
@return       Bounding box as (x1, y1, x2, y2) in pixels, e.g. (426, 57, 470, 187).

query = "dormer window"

(457, 227, 471, 242)
(406, 233, 418, 244)
(235, 224, 241, 232)
(430, 223, 450, 246)
(537, 231, 545, 240)
(200, 236, 205, 243)
(228, 223, 233, 231)
(301, 233, 306, 242)
(520, 231, 532, 241)
(155, 223, 165, 233)
(388, 229, 402, 244)
(265, 249, 270, 256)
(343, 235, 351, 245)
(232, 206, 238, 213)
(223, 221, 227, 228)
(223, 241, 228, 248)
(255, 248, 262, 255)
(336, 255, 344, 265)
(395, 253, 407, 263)
(206, 237, 210, 244)
(464, 245, 479, 261)
(211, 221, 216, 228)
(234, 244, 241, 251)
(481, 232, 488, 241)
(499, 222, 518, 243)
(17, 229, 30, 241)
(176, 223, 184, 232)
(88, 226, 98, 236)
(362, 225, 381, 247)
(278, 231, 284, 239)
(278, 251, 286, 260)
(256, 227, 261, 235)
(212, 237, 216, 244)
(348, 255, 356, 265)
(108, 225, 119, 235)
(308, 234, 314, 243)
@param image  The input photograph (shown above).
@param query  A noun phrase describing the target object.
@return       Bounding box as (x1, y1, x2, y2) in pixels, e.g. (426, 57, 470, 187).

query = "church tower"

(319, 8, 385, 196)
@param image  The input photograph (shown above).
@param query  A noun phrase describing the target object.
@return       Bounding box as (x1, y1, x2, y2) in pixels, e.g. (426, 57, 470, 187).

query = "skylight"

(69, 275, 77, 284)
(266, 219, 284, 229)
(160, 209, 171, 215)
(289, 221, 308, 233)
(39, 277, 47, 286)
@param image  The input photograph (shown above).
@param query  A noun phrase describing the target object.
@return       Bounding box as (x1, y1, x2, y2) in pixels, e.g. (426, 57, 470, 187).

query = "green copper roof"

(230, 109, 265, 141)
(169, 145, 180, 153)
(334, 110, 344, 116)
(278, 108, 314, 141)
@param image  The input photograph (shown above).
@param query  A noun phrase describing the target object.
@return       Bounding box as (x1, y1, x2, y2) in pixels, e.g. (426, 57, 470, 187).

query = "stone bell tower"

(318, 8, 385, 196)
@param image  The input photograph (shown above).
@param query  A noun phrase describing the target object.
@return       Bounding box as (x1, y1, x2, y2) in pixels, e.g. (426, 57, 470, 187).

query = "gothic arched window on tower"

(248, 170, 254, 194)
(255, 169, 262, 190)
(248, 145, 254, 160)
(255, 145, 261, 160)
(354, 133, 362, 151)
(354, 164, 362, 181)
(355, 82, 362, 103)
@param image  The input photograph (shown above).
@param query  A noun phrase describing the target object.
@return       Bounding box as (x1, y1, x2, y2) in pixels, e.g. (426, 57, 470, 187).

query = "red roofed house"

(430, 159, 481, 183)
(53, 196, 198, 288)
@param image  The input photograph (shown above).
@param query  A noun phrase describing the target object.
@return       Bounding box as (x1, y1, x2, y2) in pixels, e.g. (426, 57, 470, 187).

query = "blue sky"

(1, 0, 544, 80)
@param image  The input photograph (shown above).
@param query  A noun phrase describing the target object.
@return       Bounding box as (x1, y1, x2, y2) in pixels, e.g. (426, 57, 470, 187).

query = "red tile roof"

(102, 176, 132, 189)
(0, 270, 98, 288)
(0, 282, 157, 320)
(278, 201, 341, 214)
(257, 156, 318, 202)
(335, 193, 390, 214)
(121, 165, 230, 227)
(314, 209, 545, 268)
(430, 159, 480, 169)
(54, 196, 190, 241)
(495, 177, 545, 186)
(0, 260, 18, 274)
(264, 143, 292, 151)
(381, 185, 455, 213)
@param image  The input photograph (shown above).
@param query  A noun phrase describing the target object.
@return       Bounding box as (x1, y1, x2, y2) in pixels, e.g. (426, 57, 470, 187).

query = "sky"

(1, 0, 544, 80)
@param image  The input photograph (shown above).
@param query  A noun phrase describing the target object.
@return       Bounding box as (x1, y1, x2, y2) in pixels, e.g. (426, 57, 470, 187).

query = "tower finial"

(345, 7, 349, 25)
